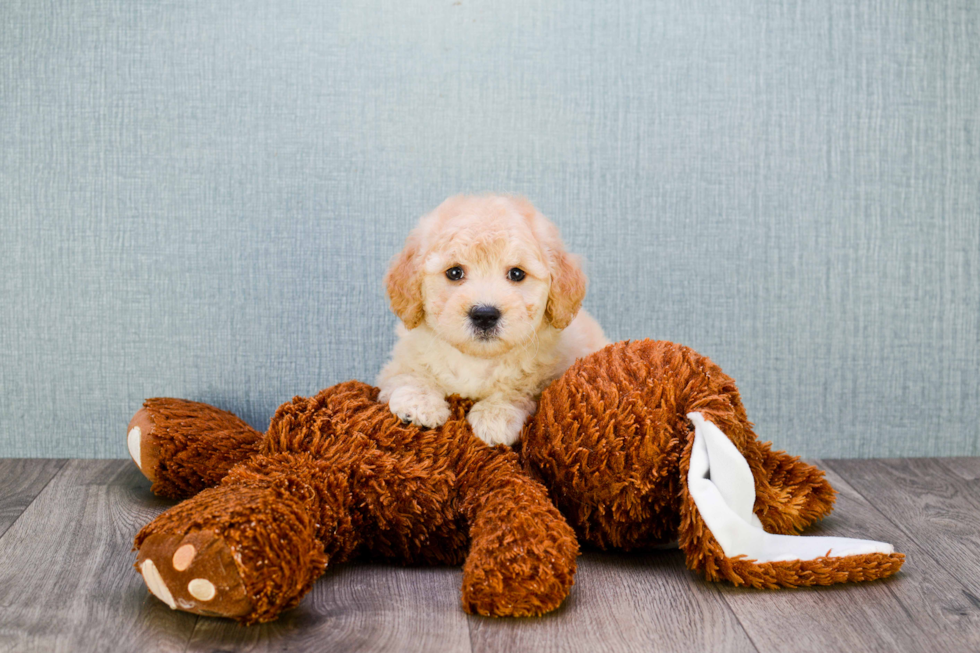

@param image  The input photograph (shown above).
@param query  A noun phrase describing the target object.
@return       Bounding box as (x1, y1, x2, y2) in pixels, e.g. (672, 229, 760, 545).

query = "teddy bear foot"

(127, 408, 162, 482)
(136, 529, 255, 619)
(460, 479, 579, 617)
(135, 462, 335, 624)
(461, 557, 575, 617)
(126, 398, 264, 499)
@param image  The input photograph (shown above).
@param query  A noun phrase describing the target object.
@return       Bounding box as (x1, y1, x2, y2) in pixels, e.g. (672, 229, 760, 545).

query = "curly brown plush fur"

(523, 340, 904, 587)
(129, 340, 903, 624)
(129, 398, 264, 499)
(133, 382, 578, 623)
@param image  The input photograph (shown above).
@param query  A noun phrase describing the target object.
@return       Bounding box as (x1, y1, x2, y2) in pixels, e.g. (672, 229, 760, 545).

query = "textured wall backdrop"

(1, 0, 978, 458)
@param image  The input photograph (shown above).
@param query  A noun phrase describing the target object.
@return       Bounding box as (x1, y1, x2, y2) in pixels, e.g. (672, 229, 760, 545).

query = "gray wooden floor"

(0, 458, 978, 653)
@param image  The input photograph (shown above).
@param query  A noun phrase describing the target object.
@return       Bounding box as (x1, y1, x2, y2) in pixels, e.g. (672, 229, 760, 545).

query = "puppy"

(376, 194, 610, 446)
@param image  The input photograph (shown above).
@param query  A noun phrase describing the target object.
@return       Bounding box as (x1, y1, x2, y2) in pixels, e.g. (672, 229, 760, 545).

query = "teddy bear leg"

(678, 412, 903, 588)
(748, 440, 838, 535)
(127, 398, 264, 499)
(459, 460, 579, 617)
(134, 452, 358, 624)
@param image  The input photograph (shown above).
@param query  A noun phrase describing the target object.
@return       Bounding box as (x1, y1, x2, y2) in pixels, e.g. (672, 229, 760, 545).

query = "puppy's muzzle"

(468, 305, 501, 337)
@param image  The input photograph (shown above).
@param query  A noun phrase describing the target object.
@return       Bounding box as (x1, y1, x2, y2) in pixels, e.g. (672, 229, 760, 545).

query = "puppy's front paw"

(467, 398, 534, 446)
(387, 386, 451, 429)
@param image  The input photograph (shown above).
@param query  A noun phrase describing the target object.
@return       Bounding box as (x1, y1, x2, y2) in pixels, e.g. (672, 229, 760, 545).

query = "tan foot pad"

(136, 530, 254, 618)
(128, 408, 163, 483)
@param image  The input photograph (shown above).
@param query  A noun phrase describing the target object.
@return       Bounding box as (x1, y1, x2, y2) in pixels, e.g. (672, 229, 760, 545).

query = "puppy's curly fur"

(377, 194, 609, 445)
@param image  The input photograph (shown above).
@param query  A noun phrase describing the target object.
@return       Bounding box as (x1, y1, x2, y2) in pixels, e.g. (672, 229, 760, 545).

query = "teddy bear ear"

(384, 232, 425, 329)
(681, 411, 904, 586)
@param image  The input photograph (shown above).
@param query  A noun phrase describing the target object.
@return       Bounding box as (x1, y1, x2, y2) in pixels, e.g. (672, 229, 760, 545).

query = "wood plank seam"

(464, 616, 477, 653)
(719, 460, 972, 650)
(936, 458, 980, 494)
(711, 586, 763, 653)
(179, 615, 203, 652)
(0, 458, 68, 542)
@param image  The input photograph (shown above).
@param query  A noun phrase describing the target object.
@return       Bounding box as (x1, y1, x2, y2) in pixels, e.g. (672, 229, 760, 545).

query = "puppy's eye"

(507, 268, 526, 282)
(445, 266, 465, 281)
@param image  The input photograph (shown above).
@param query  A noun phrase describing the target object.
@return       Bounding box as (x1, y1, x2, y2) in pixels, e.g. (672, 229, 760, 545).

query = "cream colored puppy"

(377, 194, 610, 446)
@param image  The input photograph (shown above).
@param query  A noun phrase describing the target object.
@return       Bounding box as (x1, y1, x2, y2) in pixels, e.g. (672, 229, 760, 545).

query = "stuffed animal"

(127, 340, 904, 624)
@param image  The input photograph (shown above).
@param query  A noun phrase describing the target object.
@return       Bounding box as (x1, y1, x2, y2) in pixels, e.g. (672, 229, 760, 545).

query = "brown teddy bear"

(128, 340, 904, 624)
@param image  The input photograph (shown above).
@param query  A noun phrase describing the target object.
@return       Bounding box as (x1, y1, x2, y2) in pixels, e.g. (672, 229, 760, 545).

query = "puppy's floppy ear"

(384, 232, 425, 329)
(545, 248, 587, 330)
(514, 197, 588, 331)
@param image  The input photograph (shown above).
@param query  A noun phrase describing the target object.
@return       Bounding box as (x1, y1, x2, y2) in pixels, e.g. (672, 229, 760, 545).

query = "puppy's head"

(385, 194, 586, 357)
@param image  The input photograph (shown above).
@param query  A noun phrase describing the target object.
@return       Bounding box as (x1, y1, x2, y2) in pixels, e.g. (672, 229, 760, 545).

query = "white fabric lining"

(686, 412, 894, 563)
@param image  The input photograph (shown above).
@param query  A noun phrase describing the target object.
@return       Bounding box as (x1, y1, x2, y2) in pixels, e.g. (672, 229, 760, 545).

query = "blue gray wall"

(2, 0, 978, 458)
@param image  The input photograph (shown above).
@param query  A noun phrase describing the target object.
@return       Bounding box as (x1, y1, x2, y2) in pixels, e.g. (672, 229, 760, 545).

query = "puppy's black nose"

(469, 305, 501, 331)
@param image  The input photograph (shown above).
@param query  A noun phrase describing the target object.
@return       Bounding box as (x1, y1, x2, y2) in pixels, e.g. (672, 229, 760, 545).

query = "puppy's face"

(420, 228, 551, 357)
(385, 195, 586, 358)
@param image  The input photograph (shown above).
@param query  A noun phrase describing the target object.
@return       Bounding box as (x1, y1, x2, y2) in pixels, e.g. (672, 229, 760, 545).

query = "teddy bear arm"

(127, 398, 264, 499)
(458, 458, 579, 617)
